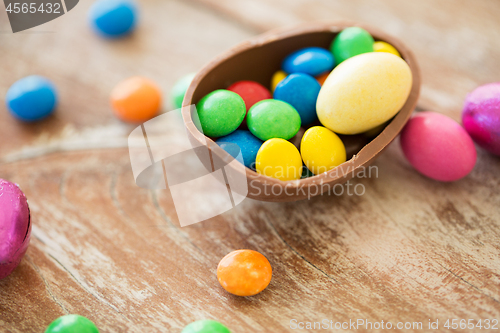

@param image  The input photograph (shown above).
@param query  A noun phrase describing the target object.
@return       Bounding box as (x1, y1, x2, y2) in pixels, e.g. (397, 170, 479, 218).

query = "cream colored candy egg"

(316, 52, 412, 135)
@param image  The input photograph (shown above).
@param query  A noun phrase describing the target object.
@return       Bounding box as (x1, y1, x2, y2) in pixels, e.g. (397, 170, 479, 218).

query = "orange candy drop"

(217, 250, 272, 297)
(111, 76, 162, 123)
(316, 72, 330, 86)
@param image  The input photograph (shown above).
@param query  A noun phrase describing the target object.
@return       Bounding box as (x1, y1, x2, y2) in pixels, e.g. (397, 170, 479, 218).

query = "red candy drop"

(227, 81, 272, 111)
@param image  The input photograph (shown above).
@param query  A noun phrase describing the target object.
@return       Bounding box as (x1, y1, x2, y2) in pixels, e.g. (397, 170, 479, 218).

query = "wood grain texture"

(0, 0, 499, 332)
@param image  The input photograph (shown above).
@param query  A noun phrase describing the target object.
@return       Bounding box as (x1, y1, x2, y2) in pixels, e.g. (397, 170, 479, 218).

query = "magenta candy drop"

(462, 82, 500, 156)
(0, 179, 31, 279)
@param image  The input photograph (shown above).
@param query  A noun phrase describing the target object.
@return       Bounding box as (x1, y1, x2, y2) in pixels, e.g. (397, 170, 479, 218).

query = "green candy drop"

(182, 320, 231, 333)
(196, 89, 246, 138)
(331, 27, 374, 64)
(247, 99, 301, 141)
(171, 73, 196, 109)
(45, 315, 99, 333)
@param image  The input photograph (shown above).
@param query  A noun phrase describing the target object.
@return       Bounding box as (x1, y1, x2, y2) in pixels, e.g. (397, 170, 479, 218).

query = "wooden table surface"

(1, 0, 499, 332)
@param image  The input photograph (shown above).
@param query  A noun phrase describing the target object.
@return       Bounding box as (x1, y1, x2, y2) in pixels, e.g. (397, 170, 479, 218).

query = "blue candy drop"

(216, 130, 264, 170)
(6, 75, 57, 122)
(274, 73, 321, 126)
(282, 47, 335, 76)
(89, 0, 137, 38)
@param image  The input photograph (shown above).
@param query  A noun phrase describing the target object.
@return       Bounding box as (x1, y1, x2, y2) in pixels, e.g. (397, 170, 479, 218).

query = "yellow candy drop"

(316, 52, 412, 135)
(271, 70, 287, 92)
(373, 41, 401, 57)
(300, 126, 346, 175)
(256, 138, 302, 181)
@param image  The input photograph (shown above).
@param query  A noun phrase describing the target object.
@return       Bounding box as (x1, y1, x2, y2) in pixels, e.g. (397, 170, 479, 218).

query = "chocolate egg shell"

(0, 179, 31, 279)
(183, 21, 421, 202)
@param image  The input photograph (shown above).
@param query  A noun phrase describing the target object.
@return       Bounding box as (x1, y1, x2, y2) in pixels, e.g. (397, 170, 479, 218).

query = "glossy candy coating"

(271, 70, 287, 92)
(247, 100, 301, 141)
(256, 138, 302, 181)
(331, 27, 374, 64)
(196, 90, 246, 138)
(462, 82, 500, 156)
(317, 52, 412, 134)
(400, 112, 477, 182)
(6, 75, 57, 122)
(111, 76, 161, 123)
(182, 320, 231, 333)
(373, 41, 401, 57)
(300, 126, 346, 175)
(227, 80, 272, 111)
(0, 179, 31, 280)
(216, 130, 263, 169)
(217, 250, 272, 297)
(274, 73, 321, 125)
(171, 73, 196, 109)
(282, 47, 335, 76)
(89, 0, 137, 38)
(45, 315, 99, 333)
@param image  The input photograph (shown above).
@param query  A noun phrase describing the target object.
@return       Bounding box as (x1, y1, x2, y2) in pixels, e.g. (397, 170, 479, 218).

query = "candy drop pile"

(195, 27, 412, 181)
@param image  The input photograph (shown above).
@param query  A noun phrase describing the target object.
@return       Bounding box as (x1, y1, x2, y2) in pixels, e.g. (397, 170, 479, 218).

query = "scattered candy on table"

(0, 179, 31, 280)
(246, 99, 301, 141)
(6, 75, 57, 122)
(317, 52, 412, 135)
(400, 112, 477, 182)
(45, 315, 99, 333)
(373, 41, 401, 57)
(4, 20, 489, 330)
(89, 0, 137, 38)
(330, 26, 374, 64)
(300, 126, 346, 175)
(171, 73, 196, 109)
(110, 76, 162, 123)
(462, 82, 500, 156)
(196, 90, 246, 137)
(182, 320, 231, 333)
(216, 130, 263, 169)
(282, 47, 335, 76)
(256, 138, 302, 181)
(227, 80, 272, 111)
(274, 73, 321, 126)
(217, 249, 272, 297)
(271, 70, 287, 92)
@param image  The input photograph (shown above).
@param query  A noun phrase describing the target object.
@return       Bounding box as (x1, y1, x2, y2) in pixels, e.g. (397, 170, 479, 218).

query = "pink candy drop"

(400, 112, 477, 182)
(0, 179, 31, 279)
